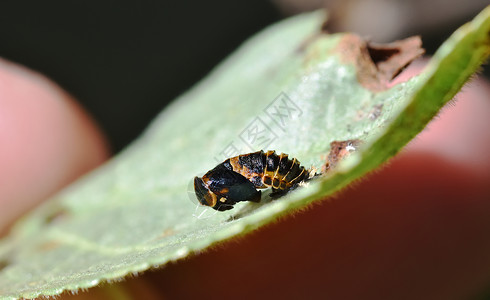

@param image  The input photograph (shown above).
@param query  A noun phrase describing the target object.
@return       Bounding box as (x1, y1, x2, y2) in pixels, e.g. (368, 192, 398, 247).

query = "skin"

(0, 58, 109, 236)
(1, 58, 490, 299)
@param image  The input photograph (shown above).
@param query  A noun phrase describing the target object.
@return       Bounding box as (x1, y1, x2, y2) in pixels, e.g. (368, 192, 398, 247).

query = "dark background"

(0, 1, 487, 152)
(0, 1, 281, 152)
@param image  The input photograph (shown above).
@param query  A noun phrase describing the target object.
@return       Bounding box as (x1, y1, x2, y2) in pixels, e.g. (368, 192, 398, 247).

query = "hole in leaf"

(367, 47, 400, 65)
(366, 37, 425, 81)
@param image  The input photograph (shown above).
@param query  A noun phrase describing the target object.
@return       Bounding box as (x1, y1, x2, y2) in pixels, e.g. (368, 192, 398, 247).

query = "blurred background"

(1, 1, 490, 299)
(0, 0, 487, 153)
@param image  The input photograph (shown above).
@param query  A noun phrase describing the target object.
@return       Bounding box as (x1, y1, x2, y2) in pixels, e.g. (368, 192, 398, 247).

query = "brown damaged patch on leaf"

(368, 37, 425, 80)
(333, 35, 424, 91)
(322, 139, 362, 173)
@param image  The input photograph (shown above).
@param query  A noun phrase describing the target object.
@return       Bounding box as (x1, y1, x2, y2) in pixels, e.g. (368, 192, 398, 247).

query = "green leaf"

(1, 6, 489, 299)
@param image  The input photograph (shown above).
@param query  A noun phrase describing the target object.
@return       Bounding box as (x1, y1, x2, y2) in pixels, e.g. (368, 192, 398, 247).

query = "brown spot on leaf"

(37, 241, 61, 252)
(333, 34, 424, 91)
(43, 207, 70, 225)
(323, 139, 362, 173)
(156, 228, 176, 240)
(0, 259, 8, 272)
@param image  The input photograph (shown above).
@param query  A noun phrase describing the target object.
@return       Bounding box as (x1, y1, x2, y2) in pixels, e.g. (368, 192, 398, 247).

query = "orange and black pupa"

(194, 150, 310, 211)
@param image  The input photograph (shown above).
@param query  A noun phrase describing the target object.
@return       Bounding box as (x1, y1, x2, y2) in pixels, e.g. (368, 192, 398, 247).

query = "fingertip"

(0, 58, 110, 234)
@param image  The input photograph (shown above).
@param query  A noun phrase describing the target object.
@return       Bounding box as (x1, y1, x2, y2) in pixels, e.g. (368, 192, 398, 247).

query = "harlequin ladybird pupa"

(194, 150, 310, 211)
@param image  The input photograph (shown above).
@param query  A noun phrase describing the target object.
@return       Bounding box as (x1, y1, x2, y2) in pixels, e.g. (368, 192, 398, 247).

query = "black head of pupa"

(194, 163, 261, 211)
(194, 176, 217, 208)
